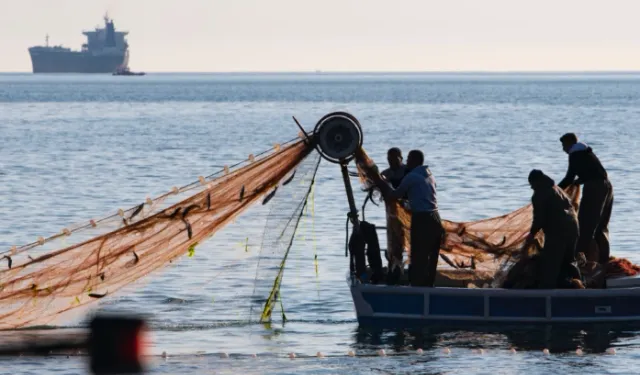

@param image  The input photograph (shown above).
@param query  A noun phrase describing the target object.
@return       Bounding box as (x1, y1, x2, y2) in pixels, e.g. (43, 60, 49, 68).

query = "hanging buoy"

(146, 197, 153, 205)
(10, 245, 17, 255)
(62, 228, 71, 236)
(274, 144, 281, 152)
(224, 165, 230, 175)
(118, 209, 125, 217)
(90, 219, 97, 228)
(172, 186, 179, 194)
(198, 176, 206, 185)
(37, 236, 45, 246)
(248, 154, 255, 163)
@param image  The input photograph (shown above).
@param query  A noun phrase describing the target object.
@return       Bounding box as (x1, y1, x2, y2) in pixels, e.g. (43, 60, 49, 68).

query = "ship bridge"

(82, 15, 128, 53)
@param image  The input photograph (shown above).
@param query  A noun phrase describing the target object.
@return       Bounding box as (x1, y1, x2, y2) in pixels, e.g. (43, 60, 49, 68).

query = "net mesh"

(250, 150, 321, 322)
(0, 137, 314, 329)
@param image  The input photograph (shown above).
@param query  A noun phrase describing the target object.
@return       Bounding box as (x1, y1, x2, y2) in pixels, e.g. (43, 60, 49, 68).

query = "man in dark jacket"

(557, 133, 613, 264)
(525, 170, 581, 289)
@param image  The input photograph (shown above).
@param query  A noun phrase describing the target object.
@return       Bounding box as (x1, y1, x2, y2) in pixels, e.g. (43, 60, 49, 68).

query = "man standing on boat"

(381, 147, 407, 285)
(365, 149, 444, 287)
(557, 133, 613, 264)
(381, 147, 407, 189)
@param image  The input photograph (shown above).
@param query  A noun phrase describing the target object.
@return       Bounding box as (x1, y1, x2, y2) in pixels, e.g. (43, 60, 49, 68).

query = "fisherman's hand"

(522, 234, 535, 253)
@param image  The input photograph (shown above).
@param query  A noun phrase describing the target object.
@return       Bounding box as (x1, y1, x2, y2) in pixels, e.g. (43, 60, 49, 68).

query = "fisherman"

(381, 147, 407, 189)
(363, 149, 444, 287)
(524, 169, 582, 289)
(557, 133, 613, 264)
(380, 147, 407, 284)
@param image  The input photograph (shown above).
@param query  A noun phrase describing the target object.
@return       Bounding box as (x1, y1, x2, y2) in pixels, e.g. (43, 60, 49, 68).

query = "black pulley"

(313, 112, 363, 164)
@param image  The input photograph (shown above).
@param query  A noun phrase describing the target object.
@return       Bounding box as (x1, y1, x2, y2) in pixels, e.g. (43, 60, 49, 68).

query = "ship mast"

(45, 34, 49, 47)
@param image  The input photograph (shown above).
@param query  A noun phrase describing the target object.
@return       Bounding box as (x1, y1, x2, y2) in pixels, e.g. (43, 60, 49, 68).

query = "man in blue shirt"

(367, 149, 444, 287)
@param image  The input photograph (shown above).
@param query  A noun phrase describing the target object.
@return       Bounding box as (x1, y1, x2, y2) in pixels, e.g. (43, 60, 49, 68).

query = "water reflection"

(352, 322, 640, 354)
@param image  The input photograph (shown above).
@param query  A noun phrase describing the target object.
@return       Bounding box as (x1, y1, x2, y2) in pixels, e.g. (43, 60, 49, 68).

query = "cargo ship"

(28, 15, 129, 73)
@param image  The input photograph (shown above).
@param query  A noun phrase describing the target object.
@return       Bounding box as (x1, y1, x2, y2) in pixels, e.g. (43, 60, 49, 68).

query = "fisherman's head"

(560, 133, 578, 154)
(406, 150, 424, 171)
(387, 147, 403, 169)
(528, 169, 555, 190)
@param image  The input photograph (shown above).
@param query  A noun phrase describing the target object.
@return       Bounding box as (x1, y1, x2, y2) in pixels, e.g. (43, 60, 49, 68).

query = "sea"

(1, 72, 640, 374)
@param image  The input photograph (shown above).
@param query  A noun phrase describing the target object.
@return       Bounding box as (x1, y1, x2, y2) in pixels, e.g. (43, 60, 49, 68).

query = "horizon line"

(2, 70, 640, 75)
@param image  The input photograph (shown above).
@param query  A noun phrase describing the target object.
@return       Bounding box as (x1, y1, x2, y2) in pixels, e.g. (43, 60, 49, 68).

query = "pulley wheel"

(313, 112, 363, 164)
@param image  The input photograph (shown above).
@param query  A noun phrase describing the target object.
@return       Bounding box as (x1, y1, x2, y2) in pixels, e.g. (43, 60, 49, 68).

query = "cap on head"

(560, 133, 578, 144)
(528, 169, 555, 189)
(528, 169, 544, 186)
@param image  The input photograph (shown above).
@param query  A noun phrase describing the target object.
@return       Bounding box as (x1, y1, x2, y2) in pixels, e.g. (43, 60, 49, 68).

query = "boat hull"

(28, 48, 125, 73)
(351, 279, 640, 326)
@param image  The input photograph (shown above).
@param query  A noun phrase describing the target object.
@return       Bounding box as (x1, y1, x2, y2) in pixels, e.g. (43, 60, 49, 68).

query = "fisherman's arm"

(367, 169, 410, 201)
(524, 196, 546, 252)
(387, 175, 411, 200)
(557, 155, 577, 189)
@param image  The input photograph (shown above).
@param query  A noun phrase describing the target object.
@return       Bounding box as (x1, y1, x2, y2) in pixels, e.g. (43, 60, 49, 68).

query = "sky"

(1, 0, 639, 72)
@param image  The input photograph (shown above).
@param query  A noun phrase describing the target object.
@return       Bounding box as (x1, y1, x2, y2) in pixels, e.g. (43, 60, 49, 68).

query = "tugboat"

(112, 50, 145, 76)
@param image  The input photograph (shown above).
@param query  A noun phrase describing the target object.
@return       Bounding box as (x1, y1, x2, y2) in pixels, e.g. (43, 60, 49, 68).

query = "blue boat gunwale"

(351, 279, 640, 298)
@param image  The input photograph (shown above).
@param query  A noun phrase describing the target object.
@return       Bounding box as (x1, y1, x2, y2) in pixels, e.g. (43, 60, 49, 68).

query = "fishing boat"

(309, 112, 640, 327)
(112, 68, 145, 76)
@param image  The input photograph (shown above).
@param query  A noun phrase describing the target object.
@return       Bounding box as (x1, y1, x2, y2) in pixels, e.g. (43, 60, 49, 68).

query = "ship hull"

(28, 49, 125, 73)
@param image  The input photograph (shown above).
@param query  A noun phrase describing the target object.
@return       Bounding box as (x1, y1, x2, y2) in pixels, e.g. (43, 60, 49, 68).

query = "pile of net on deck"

(354, 148, 639, 288)
(0, 137, 320, 330)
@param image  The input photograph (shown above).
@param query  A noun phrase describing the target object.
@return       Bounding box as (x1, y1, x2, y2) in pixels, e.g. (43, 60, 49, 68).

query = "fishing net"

(352, 148, 627, 287)
(0, 137, 317, 330)
(249, 149, 321, 323)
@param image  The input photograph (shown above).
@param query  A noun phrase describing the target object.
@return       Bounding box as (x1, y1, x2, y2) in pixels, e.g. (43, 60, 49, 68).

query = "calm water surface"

(1, 73, 640, 374)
